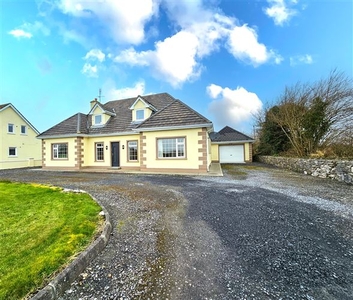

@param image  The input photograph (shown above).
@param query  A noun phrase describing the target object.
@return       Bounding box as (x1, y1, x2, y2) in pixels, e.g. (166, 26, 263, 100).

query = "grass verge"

(0, 181, 102, 300)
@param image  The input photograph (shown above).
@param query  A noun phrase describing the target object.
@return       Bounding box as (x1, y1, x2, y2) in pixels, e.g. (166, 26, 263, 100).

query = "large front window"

(52, 143, 68, 159)
(95, 142, 104, 161)
(128, 141, 138, 161)
(157, 137, 185, 158)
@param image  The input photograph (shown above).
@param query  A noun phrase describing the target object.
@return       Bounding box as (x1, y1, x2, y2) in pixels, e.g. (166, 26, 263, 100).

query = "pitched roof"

(0, 103, 39, 134)
(0, 103, 10, 110)
(38, 93, 212, 138)
(137, 99, 212, 129)
(210, 126, 253, 142)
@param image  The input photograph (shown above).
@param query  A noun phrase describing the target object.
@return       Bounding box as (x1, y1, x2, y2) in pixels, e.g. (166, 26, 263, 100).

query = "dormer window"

(95, 115, 102, 125)
(136, 109, 144, 121)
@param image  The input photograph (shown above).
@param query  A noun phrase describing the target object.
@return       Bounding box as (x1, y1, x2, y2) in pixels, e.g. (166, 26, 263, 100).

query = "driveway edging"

(30, 194, 112, 300)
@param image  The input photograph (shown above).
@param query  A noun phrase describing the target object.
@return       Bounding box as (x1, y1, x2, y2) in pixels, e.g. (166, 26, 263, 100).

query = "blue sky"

(1, 0, 352, 135)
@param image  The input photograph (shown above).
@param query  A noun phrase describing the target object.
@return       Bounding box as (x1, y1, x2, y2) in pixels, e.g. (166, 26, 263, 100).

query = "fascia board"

(134, 123, 213, 132)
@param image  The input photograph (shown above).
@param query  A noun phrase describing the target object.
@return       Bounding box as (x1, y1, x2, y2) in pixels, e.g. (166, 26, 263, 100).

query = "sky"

(1, 0, 352, 136)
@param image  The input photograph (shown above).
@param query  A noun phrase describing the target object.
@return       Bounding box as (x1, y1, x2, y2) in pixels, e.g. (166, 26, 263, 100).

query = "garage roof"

(210, 126, 254, 143)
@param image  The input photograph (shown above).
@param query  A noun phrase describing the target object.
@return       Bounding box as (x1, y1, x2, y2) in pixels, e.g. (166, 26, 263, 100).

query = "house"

(210, 126, 254, 163)
(0, 103, 42, 169)
(37, 93, 254, 173)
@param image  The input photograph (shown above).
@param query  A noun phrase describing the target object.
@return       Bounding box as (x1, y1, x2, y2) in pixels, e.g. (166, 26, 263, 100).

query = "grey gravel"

(1, 163, 352, 300)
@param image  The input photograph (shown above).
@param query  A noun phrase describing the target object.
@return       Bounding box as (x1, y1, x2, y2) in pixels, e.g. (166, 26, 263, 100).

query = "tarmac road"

(1, 164, 352, 299)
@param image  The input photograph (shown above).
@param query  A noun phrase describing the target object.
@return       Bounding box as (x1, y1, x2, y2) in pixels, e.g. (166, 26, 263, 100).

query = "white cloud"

(227, 25, 282, 66)
(57, 0, 158, 45)
(290, 54, 313, 66)
(81, 63, 98, 78)
(115, 31, 201, 88)
(106, 81, 146, 99)
(84, 49, 106, 62)
(8, 21, 50, 39)
(8, 29, 32, 39)
(207, 84, 263, 128)
(264, 0, 298, 26)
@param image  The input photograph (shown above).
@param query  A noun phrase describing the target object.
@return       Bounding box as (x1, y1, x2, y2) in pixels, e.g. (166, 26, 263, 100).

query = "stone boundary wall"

(257, 156, 353, 185)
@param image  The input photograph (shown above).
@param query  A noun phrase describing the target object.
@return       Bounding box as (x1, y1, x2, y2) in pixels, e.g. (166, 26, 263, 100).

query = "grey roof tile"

(38, 93, 212, 137)
(211, 126, 253, 142)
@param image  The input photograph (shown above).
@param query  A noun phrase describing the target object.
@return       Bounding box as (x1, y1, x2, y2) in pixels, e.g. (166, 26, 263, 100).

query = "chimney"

(90, 98, 98, 109)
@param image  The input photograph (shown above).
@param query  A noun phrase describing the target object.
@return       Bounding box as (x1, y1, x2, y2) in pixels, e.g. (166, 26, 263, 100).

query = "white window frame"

(8, 124, 14, 133)
(52, 143, 68, 159)
(136, 109, 144, 121)
(21, 125, 27, 135)
(95, 115, 102, 125)
(157, 137, 185, 159)
(95, 142, 104, 161)
(127, 141, 138, 161)
(8, 147, 17, 157)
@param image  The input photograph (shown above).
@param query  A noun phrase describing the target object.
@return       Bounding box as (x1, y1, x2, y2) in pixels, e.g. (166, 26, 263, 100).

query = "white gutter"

(37, 131, 140, 139)
(211, 140, 255, 144)
(134, 123, 213, 132)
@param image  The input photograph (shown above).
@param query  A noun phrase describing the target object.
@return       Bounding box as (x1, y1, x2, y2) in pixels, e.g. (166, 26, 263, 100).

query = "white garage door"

(219, 145, 244, 163)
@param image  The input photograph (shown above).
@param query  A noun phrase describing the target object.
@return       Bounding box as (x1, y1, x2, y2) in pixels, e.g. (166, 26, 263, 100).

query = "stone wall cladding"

(257, 156, 353, 185)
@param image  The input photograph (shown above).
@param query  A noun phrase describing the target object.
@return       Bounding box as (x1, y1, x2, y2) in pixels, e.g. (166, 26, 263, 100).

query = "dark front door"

(111, 142, 120, 167)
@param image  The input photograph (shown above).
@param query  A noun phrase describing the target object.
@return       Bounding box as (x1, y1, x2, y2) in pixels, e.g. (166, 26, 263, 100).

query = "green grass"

(0, 181, 102, 300)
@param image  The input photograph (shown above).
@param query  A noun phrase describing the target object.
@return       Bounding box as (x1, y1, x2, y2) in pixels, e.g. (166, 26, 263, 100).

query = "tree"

(257, 106, 290, 155)
(266, 69, 353, 157)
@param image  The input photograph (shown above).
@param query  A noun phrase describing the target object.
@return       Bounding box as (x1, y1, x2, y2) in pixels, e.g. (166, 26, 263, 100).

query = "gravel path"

(1, 164, 352, 299)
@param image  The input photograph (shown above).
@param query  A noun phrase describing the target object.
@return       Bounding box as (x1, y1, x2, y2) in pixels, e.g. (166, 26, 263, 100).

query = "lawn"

(0, 181, 102, 300)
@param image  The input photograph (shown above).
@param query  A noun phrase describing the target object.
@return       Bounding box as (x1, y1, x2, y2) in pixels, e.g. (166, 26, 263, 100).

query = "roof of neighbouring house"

(37, 93, 213, 138)
(210, 126, 254, 143)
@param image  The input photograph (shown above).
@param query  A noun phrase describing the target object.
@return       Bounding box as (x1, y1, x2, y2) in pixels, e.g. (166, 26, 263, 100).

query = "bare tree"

(267, 69, 353, 157)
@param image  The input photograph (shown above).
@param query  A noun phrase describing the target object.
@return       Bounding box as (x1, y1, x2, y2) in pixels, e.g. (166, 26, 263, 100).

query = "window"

(157, 137, 185, 158)
(136, 109, 144, 121)
(95, 142, 104, 161)
(8, 124, 14, 133)
(52, 143, 68, 159)
(21, 125, 27, 134)
(95, 115, 102, 125)
(128, 141, 138, 161)
(8, 147, 17, 156)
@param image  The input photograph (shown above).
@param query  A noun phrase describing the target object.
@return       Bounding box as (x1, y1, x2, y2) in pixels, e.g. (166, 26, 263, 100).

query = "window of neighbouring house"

(95, 115, 102, 125)
(136, 109, 144, 121)
(8, 147, 17, 156)
(52, 143, 68, 159)
(95, 142, 104, 161)
(21, 125, 27, 134)
(128, 141, 138, 161)
(8, 124, 14, 133)
(157, 137, 185, 158)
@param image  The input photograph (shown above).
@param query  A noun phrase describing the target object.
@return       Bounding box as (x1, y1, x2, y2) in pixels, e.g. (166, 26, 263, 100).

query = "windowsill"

(52, 158, 69, 160)
(7, 132, 15, 134)
(127, 160, 139, 163)
(157, 157, 187, 160)
(8, 156, 17, 158)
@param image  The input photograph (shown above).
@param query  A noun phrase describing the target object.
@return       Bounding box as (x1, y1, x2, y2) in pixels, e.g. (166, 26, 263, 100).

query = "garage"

(219, 145, 244, 163)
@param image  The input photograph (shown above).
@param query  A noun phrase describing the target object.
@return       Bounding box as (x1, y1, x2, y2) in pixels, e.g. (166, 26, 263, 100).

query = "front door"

(111, 142, 120, 167)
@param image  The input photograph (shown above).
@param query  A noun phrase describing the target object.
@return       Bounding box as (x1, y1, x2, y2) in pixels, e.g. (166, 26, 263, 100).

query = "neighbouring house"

(37, 93, 254, 173)
(0, 103, 42, 169)
(210, 126, 254, 163)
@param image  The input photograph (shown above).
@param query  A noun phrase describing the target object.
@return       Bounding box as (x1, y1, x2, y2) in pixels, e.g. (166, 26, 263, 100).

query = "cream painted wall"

(82, 135, 140, 168)
(0, 106, 41, 169)
(43, 138, 77, 168)
(244, 143, 250, 161)
(131, 100, 152, 121)
(143, 128, 203, 170)
(211, 144, 219, 161)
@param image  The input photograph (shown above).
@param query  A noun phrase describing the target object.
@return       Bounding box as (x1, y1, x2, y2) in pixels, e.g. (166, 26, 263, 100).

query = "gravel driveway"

(1, 164, 353, 300)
